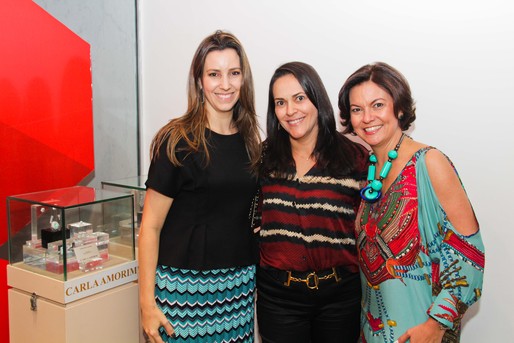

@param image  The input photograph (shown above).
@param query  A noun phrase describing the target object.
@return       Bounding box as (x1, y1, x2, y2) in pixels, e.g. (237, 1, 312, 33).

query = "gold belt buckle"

(283, 271, 320, 289)
(283, 267, 341, 290)
(305, 272, 319, 289)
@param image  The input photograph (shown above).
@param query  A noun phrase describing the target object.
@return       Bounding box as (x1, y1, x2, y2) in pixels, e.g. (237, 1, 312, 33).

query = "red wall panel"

(0, 0, 94, 341)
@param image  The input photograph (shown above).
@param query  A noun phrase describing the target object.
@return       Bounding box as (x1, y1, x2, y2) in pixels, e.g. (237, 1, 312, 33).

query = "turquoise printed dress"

(356, 147, 485, 343)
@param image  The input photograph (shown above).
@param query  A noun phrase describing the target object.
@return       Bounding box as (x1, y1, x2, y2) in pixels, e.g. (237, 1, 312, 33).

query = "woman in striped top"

(256, 61, 368, 343)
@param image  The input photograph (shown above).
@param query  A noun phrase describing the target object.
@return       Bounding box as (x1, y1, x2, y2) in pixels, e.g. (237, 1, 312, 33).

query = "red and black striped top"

(259, 151, 368, 273)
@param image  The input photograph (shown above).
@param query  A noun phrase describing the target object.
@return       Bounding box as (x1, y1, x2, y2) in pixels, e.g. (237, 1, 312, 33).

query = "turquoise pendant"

(360, 185, 381, 203)
(360, 133, 407, 204)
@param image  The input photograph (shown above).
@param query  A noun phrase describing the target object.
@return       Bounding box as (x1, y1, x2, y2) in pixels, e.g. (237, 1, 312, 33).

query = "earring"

(200, 90, 205, 104)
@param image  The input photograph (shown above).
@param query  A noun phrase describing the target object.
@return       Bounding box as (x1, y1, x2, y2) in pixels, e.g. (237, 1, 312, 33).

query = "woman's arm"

(399, 149, 484, 343)
(425, 149, 478, 235)
(138, 189, 174, 343)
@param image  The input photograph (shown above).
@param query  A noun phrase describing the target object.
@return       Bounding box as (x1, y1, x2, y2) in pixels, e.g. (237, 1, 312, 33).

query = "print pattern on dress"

(357, 163, 420, 286)
(155, 265, 255, 343)
(356, 148, 485, 343)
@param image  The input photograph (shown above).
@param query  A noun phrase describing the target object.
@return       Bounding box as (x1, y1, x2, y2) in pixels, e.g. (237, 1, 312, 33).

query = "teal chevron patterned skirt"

(155, 265, 256, 342)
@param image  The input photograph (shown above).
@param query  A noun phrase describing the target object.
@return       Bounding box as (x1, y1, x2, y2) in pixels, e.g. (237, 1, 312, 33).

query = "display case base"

(9, 282, 140, 343)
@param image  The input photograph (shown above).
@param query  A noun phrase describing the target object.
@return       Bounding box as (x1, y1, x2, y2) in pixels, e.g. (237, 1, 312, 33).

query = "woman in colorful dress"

(138, 30, 261, 343)
(256, 61, 369, 342)
(338, 62, 485, 343)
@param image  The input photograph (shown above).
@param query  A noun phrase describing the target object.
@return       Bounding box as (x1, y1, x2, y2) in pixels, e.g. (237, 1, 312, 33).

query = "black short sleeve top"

(145, 129, 259, 270)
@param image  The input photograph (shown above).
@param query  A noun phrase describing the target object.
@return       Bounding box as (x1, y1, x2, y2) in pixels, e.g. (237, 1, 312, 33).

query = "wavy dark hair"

(260, 61, 366, 179)
(150, 30, 261, 170)
(338, 62, 416, 134)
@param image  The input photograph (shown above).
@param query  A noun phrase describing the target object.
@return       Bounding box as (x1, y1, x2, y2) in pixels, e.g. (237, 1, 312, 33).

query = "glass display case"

(101, 175, 146, 247)
(7, 186, 141, 342)
(7, 186, 136, 282)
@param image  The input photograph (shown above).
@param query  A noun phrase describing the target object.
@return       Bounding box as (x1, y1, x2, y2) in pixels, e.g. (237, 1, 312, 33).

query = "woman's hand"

(138, 189, 175, 342)
(141, 305, 174, 343)
(395, 318, 446, 343)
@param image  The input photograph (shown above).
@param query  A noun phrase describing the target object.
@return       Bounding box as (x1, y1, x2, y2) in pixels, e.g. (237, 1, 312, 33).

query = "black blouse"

(146, 129, 259, 270)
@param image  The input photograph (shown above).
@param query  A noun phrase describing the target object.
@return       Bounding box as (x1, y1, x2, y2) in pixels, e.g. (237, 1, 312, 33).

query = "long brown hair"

(260, 62, 366, 179)
(150, 30, 261, 170)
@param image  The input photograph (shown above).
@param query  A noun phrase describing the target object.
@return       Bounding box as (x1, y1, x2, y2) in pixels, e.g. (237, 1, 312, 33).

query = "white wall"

(139, 1, 514, 341)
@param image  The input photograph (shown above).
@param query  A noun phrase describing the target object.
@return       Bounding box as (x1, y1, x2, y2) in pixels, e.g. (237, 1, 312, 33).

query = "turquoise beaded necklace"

(360, 133, 406, 203)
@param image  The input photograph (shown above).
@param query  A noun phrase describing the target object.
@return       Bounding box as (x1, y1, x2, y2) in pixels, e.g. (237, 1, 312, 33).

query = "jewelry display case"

(7, 186, 140, 342)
